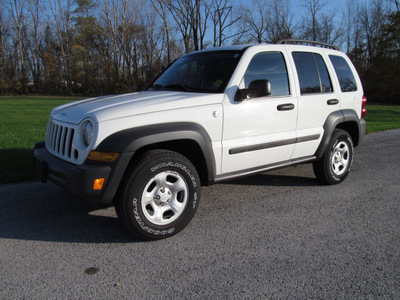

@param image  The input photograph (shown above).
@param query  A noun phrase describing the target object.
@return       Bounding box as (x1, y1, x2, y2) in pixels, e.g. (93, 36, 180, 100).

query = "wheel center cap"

(334, 151, 342, 162)
(154, 187, 172, 206)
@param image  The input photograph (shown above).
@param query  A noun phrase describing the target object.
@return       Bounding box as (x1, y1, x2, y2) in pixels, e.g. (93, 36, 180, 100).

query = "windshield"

(149, 50, 243, 93)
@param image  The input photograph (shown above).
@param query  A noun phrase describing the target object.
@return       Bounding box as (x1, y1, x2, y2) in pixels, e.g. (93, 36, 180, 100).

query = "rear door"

(288, 50, 341, 159)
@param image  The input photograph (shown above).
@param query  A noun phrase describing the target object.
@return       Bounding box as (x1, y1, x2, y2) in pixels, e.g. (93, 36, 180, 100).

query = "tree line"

(0, 0, 399, 103)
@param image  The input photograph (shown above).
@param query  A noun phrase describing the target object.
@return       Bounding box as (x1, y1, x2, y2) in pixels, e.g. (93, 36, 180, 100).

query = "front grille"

(45, 120, 75, 159)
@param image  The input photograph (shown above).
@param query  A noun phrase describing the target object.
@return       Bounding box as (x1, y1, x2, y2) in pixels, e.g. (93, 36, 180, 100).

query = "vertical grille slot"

(55, 125, 61, 153)
(65, 128, 74, 158)
(45, 120, 76, 160)
(60, 126, 67, 155)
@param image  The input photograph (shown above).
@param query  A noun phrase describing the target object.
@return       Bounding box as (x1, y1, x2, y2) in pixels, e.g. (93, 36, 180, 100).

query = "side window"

(292, 52, 333, 95)
(314, 55, 333, 93)
(329, 55, 357, 92)
(243, 52, 289, 96)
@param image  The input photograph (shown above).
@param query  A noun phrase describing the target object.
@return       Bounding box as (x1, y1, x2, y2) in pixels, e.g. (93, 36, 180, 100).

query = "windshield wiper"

(164, 83, 193, 92)
(150, 83, 194, 92)
(151, 84, 164, 91)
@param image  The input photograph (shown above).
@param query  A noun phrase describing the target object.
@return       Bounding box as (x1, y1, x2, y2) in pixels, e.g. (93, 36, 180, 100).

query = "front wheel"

(313, 129, 354, 185)
(116, 150, 201, 240)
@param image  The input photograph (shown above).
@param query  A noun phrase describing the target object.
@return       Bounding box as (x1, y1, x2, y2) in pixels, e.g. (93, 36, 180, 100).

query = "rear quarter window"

(329, 55, 357, 92)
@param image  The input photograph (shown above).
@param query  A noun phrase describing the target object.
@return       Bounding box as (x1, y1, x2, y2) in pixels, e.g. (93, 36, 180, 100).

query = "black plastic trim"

(33, 142, 114, 203)
(359, 119, 366, 144)
(297, 134, 321, 143)
(229, 138, 296, 155)
(229, 134, 320, 155)
(33, 122, 217, 204)
(315, 109, 365, 158)
(277, 103, 295, 111)
(327, 99, 339, 105)
(215, 156, 316, 182)
(96, 122, 216, 185)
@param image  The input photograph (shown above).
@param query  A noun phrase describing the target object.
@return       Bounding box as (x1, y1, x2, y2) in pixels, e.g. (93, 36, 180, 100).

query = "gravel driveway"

(1, 129, 399, 299)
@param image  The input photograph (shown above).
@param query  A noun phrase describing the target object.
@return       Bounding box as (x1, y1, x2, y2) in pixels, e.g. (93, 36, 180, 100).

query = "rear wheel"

(313, 129, 354, 185)
(116, 150, 201, 240)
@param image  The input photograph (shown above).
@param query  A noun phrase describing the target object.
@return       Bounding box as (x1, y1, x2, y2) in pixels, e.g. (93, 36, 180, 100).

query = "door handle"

(277, 103, 295, 111)
(327, 99, 339, 105)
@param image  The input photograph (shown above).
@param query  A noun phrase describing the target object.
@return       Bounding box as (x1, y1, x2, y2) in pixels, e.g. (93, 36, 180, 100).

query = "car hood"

(51, 91, 224, 124)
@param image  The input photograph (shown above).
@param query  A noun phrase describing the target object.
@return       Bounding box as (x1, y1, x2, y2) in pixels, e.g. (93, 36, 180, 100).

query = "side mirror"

(235, 80, 271, 101)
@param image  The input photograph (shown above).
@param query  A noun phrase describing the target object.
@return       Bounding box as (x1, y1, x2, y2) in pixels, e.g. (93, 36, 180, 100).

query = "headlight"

(82, 120, 94, 147)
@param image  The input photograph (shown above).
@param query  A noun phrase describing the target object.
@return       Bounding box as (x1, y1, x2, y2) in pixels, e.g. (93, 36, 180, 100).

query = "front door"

(221, 50, 298, 174)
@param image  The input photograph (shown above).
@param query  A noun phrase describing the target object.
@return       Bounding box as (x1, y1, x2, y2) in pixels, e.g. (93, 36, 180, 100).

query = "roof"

(195, 39, 340, 54)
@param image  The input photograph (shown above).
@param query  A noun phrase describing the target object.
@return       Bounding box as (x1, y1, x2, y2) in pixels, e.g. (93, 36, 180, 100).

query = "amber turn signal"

(88, 151, 119, 162)
(93, 178, 105, 190)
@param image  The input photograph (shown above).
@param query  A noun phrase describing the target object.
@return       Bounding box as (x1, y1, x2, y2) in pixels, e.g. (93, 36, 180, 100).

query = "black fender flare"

(96, 122, 216, 183)
(315, 109, 365, 158)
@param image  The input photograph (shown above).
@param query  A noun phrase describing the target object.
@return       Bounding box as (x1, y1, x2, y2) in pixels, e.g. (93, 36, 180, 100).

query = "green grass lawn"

(364, 104, 400, 133)
(0, 96, 399, 184)
(0, 96, 85, 183)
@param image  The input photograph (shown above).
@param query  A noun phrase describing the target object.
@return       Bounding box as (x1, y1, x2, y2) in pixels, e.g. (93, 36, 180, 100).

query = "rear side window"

(244, 52, 290, 96)
(292, 52, 333, 95)
(329, 55, 357, 92)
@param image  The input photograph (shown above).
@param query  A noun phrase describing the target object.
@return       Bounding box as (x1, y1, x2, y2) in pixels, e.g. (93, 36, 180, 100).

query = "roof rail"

(276, 39, 340, 51)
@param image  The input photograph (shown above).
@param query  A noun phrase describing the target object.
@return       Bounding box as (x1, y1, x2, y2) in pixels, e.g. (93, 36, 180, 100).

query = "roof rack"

(276, 39, 340, 51)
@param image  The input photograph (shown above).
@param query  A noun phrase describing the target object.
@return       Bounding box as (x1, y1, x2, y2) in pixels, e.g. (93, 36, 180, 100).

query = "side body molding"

(315, 109, 366, 158)
(96, 122, 217, 184)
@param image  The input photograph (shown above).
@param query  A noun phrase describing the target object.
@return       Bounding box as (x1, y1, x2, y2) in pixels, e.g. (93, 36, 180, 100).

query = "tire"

(313, 129, 354, 185)
(116, 150, 201, 240)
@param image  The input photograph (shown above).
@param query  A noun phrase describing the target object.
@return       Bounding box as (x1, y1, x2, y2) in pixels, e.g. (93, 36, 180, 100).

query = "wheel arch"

(96, 122, 216, 187)
(315, 109, 364, 158)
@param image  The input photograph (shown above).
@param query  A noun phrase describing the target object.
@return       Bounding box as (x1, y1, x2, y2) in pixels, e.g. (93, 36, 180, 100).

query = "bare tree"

(300, 0, 327, 41)
(162, 0, 212, 53)
(5, 0, 27, 85)
(98, 0, 117, 88)
(119, 1, 141, 91)
(165, 0, 193, 53)
(240, 0, 270, 43)
(0, 9, 7, 81)
(138, 5, 164, 85)
(99, 0, 131, 87)
(27, 0, 41, 91)
(152, 0, 172, 63)
(151, 0, 184, 62)
(343, 0, 357, 52)
(199, 0, 215, 50)
(45, 0, 74, 93)
(393, 0, 400, 11)
(211, 0, 241, 47)
(268, 0, 296, 43)
(318, 11, 344, 45)
(360, 0, 387, 66)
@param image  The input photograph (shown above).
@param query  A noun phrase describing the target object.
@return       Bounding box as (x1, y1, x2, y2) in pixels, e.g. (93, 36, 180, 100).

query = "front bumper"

(33, 142, 126, 204)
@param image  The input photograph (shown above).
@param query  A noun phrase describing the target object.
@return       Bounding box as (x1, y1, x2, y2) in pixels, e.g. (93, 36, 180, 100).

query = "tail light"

(361, 96, 367, 119)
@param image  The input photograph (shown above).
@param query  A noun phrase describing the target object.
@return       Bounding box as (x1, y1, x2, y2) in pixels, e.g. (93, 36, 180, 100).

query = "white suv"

(34, 40, 367, 240)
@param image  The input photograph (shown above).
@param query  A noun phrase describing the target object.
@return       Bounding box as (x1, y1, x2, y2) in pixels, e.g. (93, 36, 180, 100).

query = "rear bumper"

(359, 119, 367, 145)
(33, 142, 128, 204)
